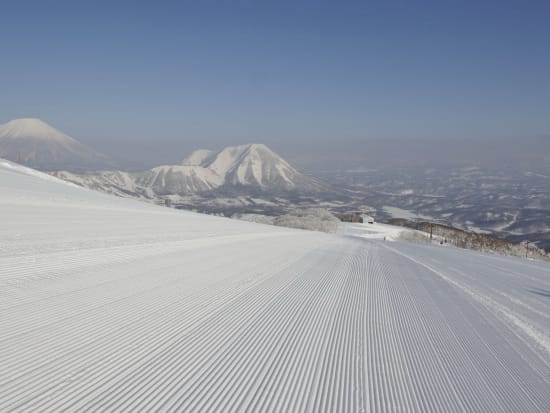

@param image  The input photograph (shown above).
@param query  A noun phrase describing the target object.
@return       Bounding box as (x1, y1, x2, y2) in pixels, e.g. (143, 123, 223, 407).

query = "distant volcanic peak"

(0, 118, 113, 171)
(0, 118, 75, 143)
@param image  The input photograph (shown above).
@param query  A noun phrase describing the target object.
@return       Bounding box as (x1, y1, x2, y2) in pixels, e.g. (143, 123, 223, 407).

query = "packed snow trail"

(1, 160, 549, 412)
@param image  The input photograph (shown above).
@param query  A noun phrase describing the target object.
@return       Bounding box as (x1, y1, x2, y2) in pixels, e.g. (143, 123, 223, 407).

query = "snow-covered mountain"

(0, 118, 113, 171)
(181, 143, 324, 191)
(59, 143, 327, 198)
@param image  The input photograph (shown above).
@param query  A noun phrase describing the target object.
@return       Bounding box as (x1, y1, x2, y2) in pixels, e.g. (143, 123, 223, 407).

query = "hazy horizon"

(89, 133, 549, 172)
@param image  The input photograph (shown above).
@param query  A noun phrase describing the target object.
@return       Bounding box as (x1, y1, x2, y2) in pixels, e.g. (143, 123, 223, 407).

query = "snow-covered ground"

(1, 159, 550, 412)
(338, 221, 414, 241)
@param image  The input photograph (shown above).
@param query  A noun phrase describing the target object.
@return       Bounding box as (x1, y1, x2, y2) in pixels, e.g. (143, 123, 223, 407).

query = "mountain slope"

(204, 143, 322, 191)
(136, 164, 223, 194)
(181, 149, 214, 166)
(2, 159, 549, 411)
(0, 118, 112, 171)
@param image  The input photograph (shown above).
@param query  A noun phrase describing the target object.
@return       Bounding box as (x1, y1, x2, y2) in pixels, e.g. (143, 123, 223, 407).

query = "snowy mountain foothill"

(2, 157, 550, 411)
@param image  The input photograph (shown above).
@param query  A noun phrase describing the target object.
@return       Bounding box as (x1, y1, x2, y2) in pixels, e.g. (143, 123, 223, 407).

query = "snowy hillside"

(1, 158, 550, 412)
(181, 149, 214, 166)
(136, 165, 224, 194)
(59, 143, 326, 198)
(0, 118, 112, 171)
(202, 143, 321, 190)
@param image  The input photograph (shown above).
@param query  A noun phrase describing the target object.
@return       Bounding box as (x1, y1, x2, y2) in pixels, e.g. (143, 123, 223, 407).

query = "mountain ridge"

(58, 143, 328, 200)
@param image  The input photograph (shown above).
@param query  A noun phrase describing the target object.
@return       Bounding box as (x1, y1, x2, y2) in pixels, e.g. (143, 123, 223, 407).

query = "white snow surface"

(1, 159, 550, 412)
(338, 221, 413, 241)
(181, 149, 213, 166)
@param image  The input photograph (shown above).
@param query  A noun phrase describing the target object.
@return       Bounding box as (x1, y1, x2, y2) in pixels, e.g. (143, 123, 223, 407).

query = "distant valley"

(320, 166, 550, 249)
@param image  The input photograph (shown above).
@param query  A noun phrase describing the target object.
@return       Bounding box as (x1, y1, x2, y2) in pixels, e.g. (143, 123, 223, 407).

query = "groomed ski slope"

(1, 159, 549, 412)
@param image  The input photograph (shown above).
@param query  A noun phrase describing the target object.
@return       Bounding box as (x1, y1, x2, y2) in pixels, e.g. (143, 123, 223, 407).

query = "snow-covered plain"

(1, 159, 550, 412)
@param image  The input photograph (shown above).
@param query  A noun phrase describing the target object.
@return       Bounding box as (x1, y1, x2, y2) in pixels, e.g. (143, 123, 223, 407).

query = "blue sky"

(1, 0, 549, 163)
